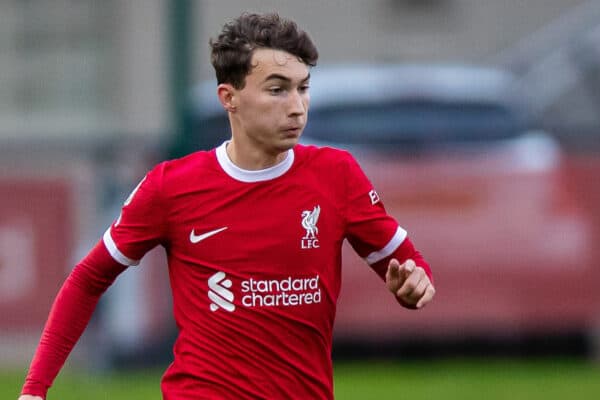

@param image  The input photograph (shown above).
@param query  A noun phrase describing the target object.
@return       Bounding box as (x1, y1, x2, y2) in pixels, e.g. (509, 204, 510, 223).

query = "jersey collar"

(215, 141, 295, 183)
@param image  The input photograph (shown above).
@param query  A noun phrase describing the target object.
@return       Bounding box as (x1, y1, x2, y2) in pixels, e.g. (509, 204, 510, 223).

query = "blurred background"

(2, 0, 600, 398)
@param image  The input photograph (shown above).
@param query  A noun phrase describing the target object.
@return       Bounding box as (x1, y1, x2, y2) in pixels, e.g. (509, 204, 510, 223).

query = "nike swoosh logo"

(190, 227, 228, 244)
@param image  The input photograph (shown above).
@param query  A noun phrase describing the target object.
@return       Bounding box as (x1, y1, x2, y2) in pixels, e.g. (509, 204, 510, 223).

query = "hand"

(18, 395, 43, 400)
(385, 258, 435, 309)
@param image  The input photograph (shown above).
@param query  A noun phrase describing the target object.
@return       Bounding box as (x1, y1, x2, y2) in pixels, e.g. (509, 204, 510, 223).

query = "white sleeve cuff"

(103, 228, 140, 266)
(364, 226, 408, 265)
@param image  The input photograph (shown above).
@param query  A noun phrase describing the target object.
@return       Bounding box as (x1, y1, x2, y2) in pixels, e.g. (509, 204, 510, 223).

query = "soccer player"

(19, 12, 434, 400)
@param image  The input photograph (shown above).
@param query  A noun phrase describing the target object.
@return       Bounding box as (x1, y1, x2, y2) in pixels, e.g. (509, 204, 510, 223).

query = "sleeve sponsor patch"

(368, 189, 380, 205)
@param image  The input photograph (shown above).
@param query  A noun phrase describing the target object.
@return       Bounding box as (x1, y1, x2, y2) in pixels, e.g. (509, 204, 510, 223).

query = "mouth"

(283, 126, 303, 136)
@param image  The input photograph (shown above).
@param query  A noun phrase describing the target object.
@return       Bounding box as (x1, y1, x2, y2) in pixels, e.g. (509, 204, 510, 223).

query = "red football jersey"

(104, 142, 406, 399)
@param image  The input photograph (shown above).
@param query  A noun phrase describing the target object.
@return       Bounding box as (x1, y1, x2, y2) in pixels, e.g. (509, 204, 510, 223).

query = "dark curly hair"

(210, 13, 319, 89)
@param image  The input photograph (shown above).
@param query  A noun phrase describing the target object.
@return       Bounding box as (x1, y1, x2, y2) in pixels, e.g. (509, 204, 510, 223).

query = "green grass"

(3, 368, 161, 400)
(333, 358, 600, 399)
(3, 358, 599, 399)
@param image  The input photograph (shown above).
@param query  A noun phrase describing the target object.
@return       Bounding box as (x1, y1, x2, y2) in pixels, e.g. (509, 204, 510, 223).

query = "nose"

(288, 89, 307, 117)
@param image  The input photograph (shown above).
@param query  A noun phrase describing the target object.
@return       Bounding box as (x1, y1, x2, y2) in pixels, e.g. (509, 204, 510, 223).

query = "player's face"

(230, 48, 310, 157)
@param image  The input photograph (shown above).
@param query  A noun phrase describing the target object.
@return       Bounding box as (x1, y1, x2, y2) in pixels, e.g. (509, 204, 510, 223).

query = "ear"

(217, 83, 238, 113)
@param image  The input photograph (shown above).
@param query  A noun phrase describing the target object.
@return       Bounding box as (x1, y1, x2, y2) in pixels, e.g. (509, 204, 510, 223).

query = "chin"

(277, 136, 300, 150)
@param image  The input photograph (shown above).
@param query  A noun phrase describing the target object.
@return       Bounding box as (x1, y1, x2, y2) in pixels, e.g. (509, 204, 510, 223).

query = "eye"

(268, 87, 283, 95)
(299, 84, 310, 93)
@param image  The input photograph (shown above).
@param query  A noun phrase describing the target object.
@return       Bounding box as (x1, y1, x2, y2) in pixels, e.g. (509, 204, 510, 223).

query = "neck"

(226, 139, 288, 170)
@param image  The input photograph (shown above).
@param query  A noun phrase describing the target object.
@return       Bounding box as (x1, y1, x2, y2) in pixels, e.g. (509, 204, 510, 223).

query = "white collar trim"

(215, 141, 294, 182)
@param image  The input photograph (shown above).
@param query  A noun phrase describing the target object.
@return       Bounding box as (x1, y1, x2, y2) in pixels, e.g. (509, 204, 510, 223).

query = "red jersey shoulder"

(143, 149, 223, 197)
(160, 149, 218, 181)
(294, 144, 369, 184)
(293, 144, 356, 173)
(125, 149, 218, 209)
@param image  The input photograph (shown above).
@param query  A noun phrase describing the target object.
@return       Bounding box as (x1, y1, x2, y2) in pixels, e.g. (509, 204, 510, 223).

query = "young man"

(20, 12, 434, 400)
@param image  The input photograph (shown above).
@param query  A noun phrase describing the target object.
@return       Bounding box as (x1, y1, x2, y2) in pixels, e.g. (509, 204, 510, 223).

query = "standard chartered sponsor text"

(241, 275, 321, 307)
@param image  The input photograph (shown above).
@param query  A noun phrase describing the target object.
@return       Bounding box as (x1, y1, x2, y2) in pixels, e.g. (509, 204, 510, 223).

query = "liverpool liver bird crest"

(301, 205, 320, 239)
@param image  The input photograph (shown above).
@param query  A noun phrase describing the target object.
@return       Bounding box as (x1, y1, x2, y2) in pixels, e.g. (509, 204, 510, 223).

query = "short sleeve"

(342, 153, 407, 265)
(103, 163, 167, 266)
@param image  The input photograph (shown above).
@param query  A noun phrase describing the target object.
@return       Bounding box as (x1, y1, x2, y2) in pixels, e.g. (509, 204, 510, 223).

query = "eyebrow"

(263, 73, 311, 84)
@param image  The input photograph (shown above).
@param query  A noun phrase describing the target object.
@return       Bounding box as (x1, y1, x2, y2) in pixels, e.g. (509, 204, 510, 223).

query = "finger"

(385, 258, 401, 290)
(396, 268, 422, 299)
(386, 258, 401, 280)
(416, 284, 436, 309)
(398, 259, 416, 280)
(406, 276, 430, 303)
